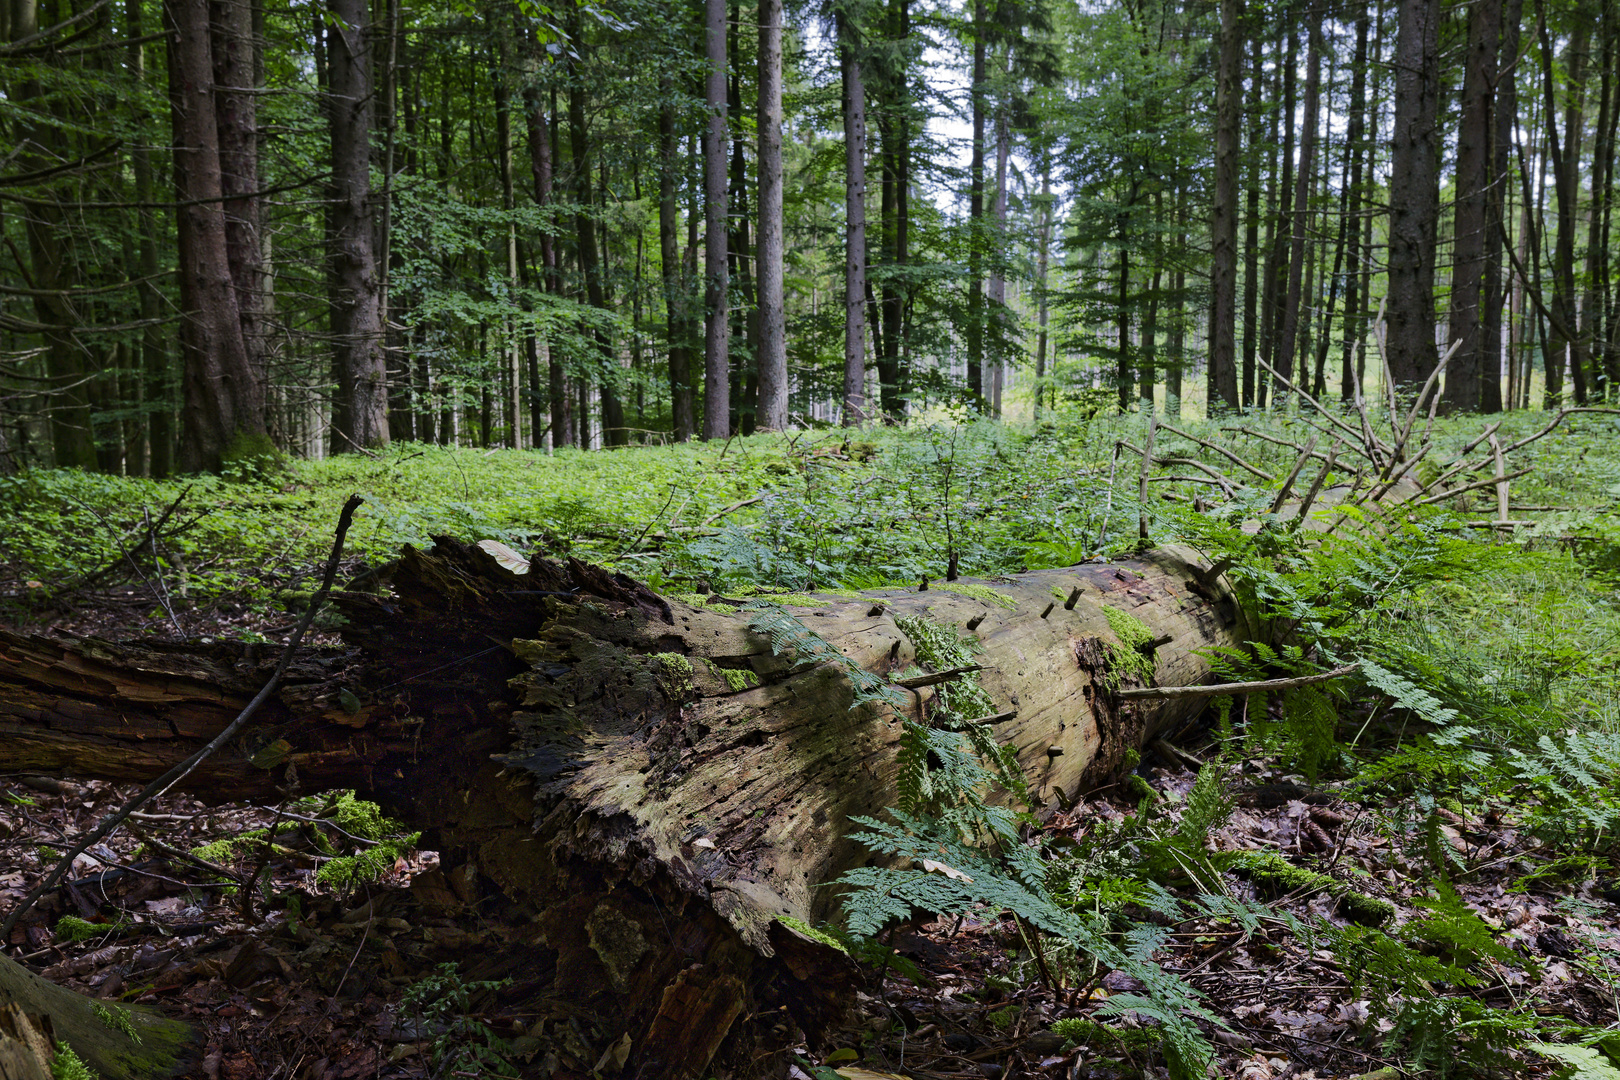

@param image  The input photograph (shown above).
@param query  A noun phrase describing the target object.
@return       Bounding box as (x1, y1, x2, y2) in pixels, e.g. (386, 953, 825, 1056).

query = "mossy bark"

(0, 953, 192, 1079)
(0, 539, 1251, 1078)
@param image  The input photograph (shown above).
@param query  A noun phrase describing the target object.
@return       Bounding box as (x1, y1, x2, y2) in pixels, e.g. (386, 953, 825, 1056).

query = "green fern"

(746, 602, 906, 713)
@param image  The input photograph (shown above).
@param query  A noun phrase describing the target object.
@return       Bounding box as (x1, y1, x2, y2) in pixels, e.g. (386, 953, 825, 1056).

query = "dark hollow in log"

(1, 539, 1250, 1078)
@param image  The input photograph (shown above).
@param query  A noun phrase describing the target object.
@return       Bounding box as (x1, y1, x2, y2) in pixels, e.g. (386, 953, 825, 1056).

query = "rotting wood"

(0, 537, 1253, 1078)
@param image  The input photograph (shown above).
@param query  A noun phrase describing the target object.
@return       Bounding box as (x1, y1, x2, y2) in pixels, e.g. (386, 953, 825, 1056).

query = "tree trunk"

(1258, 25, 1295, 407)
(839, 8, 869, 425)
(1275, 21, 1321, 408)
(702, 0, 729, 440)
(166, 0, 270, 473)
(1536, 1, 1591, 405)
(660, 95, 698, 442)
(0, 538, 1249, 1078)
(1386, 0, 1442, 393)
(1339, 10, 1370, 404)
(1441, 0, 1499, 412)
(1034, 159, 1053, 422)
(1207, 0, 1242, 414)
(1242, 33, 1263, 410)
(566, 16, 626, 448)
(988, 95, 1010, 419)
(328, 0, 390, 452)
(755, 0, 788, 432)
(966, 0, 986, 404)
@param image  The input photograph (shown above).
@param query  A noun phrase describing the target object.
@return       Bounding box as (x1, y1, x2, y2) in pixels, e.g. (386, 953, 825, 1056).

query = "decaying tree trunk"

(1, 539, 1250, 1078)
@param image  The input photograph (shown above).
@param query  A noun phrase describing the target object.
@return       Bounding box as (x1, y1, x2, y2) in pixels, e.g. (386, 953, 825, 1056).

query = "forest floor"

(4, 412, 1620, 1079)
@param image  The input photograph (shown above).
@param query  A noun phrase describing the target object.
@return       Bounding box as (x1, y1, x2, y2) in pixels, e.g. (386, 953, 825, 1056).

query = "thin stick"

(1138, 414, 1157, 541)
(1410, 466, 1534, 507)
(1268, 434, 1320, 515)
(1490, 435, 1510, 524)
(1094, 442, 1121, 553)
(1120, 442, 1237, 497)
(1158, 421, 1274, 480)
(1393, 336, 1464, 454)
(1219, 426, 1332, 462)
(1116, 664, 1359, 700)
(1254, 353, 1368, 449)
(0, 494, 365, 942)
(892, 664, 984, 689)
(1294, 444, 1339, 523)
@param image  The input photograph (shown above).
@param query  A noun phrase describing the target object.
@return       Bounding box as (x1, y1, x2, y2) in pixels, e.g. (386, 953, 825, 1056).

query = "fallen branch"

(1117, 663, 1359, 701)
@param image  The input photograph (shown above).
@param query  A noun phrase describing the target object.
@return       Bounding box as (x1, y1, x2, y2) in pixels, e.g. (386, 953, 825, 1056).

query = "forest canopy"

(1, 0, 1616, 473)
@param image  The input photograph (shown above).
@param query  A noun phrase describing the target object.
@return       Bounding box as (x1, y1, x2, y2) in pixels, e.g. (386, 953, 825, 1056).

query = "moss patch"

(1100, 606, 1156, 690)
(714, 665, 760, 692)
(934, 582, 1017, 609)
(776, 915, 848, 953)
(1233, 851, 1394, 926)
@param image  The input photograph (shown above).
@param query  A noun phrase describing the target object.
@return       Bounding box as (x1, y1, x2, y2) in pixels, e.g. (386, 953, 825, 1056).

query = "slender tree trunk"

(755, 0, 788, 431)
(1207, 0, 1242, 413)
(1115, 244, 1132, 412)
(988, 94, 1010, 418)
(1535, 1, 1591, 404)
(660, 96, 698, 441)
(839, 8, 869, 425)
(1034, 160, 1053, 422)
(965, 0, 986, 403)
(126, 0, 172, 475)
(328, 0, 389, 451)
(1339, 9, 1370, 404)
(1276, 20, 1321, 408)
(1241, 33, 1263, 409)
(1258, 26, 1295, 406)
(702, 0, 730, 438)
(1386, 0, 1443, 392)
(1582, 0, 1615, 400)
(1442, 0, 1502, 411)
(565, 19, 625, 447)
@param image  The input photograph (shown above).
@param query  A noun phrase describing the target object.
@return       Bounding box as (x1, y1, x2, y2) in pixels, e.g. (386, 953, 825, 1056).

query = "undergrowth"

(5, 411, 1620, 1077)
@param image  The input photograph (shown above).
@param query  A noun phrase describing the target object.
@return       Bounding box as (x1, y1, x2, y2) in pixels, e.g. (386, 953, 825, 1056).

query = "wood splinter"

(892, 664, 984, 690)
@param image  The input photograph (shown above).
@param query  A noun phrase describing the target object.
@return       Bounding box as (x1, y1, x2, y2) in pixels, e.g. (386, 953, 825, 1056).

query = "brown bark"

(1441, 0, 1500, 412)
(702, 0, 729, 440)
(1386, 0, 1442, 392)
(840, 7, 869, 425)
(327, 0, 389, 451)
(755, 0, 788, 432)
(1207, 0, 1242, 413)
(0, 539, 1248, 1077)
(1275, 21, 1321, 405)
(166, 0, 269, 473)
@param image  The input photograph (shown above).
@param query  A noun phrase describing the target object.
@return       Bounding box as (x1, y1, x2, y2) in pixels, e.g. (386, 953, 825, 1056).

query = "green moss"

(316, 834, 421, 891)
(1100, 606, 1156, 690)
(933, 582, 1017, 609)
(56, 916, 103, 943)
(1233, 851, 1393, 926)
(51, 1041, 96, 1080)
(1123, 774, 1160, 805)
(90, 1004, 138, 1044)
(988, 1005, 1019, 1031)
(322, 791, 405, 841)
(1049, 1017, 1156, 1051)
(653, 652, 695, 695)
(715, 665, 759, 692)
(776, 915, 848, 953)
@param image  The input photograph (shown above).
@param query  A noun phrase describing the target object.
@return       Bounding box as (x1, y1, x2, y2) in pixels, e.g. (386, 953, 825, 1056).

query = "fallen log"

(1, 537, 1252, 1078)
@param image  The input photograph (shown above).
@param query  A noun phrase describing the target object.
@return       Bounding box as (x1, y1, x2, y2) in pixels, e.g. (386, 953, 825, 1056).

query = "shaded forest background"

(0, 0, 1616, 474)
